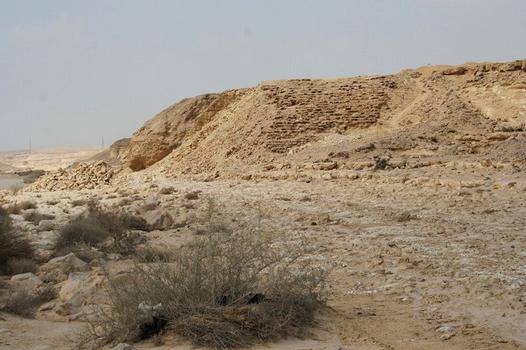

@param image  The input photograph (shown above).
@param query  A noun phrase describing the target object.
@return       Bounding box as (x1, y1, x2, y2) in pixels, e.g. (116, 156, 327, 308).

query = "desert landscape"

(0, 60, 525, 350)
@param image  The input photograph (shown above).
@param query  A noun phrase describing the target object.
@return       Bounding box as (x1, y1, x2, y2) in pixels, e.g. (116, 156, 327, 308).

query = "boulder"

(55, 271, 105, 316)
(40, 253, 89, 275)
(10, 273, 42, 291)
(143, 210, 174, 230)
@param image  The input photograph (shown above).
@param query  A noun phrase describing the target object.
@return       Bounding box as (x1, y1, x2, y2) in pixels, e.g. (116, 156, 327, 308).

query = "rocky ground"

(1, 159, 524, 349)
(1, 60, 524, 349)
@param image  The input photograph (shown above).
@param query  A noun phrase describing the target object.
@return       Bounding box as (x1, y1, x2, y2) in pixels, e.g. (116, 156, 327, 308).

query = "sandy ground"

(0, 148, 102, 172)
(1, 160, 524, 350)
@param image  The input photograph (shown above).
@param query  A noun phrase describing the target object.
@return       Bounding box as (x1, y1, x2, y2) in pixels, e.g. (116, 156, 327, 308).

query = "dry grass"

(0, 207, 35, 274)
(80, 227, 327, 349)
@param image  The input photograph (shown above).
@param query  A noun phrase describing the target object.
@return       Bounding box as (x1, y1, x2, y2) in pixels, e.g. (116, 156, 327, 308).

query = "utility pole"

(29, 136, 32, 154)
(101, 136, 105, 149)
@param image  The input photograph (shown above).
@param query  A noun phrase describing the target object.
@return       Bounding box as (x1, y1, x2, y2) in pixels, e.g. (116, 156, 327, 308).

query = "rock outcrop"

(122, 91, 247, 171)
(24, 59, 526, 190)
(113, 59, 525, 179)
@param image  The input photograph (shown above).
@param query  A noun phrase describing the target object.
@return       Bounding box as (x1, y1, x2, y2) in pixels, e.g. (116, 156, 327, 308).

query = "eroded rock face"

(112, 59, 526, 179)
(109, 138, 131, 159)
(122, 91, 247, 170)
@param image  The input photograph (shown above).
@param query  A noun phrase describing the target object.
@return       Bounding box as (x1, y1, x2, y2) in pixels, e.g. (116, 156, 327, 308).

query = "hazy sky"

(1, 0, 525, 151)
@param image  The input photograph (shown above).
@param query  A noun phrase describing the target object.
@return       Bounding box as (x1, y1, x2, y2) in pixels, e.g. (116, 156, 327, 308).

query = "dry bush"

(80, 229, 327, 349)
(184, 191, 200, 200)
(0, 290, 41, 317)
(7, 201, 37, 214)
(0, 207, 35, 274)
(7, 258, 37, 274)
(396, 211, 418, 222)
(159, 187, 175, 195)
(135, 246, 174, 263)
(46, 199, 60, 206)
(0, 285, 56, 318)
(23, 211, 55, 225)
(119, 213, 150, 232)
(54, 205, 147, 255)
(373, 156, 389, 170)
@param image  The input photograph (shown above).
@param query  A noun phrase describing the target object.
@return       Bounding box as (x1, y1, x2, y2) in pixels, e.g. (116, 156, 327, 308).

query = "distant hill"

(0, 148, 102, 172)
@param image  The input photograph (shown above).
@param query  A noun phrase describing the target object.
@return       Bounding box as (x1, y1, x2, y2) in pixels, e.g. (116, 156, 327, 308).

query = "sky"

(1, 0, 525, 151)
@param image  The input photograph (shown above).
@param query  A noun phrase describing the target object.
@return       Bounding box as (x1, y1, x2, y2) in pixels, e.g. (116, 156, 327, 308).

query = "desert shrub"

(7, 201, 37, 214)
(81, 229, 327, 349)
(120, 214, 150, 232)
(46, 199, 60, 206)
(23, 211, 55, 225)
(7, 258, 37, 274)
(135, 246, 174, 263)
(373, 156, 389, 170)
(396, 211, 418, 222)
(55, 206, 146, 255)
(159, 187, 175, 195)
(0, 285, 56, 318)
(0, 290, 41, 317)
(0, 208, 35, 274)
(184, 191, 200, 200)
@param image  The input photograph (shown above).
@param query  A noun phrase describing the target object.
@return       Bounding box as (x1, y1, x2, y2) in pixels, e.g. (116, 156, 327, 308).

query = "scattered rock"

(10, 273, 43, 291)
(40, 253, 89, 276)
(143, 210, 175, 230)
(30, 161, 115, 191)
